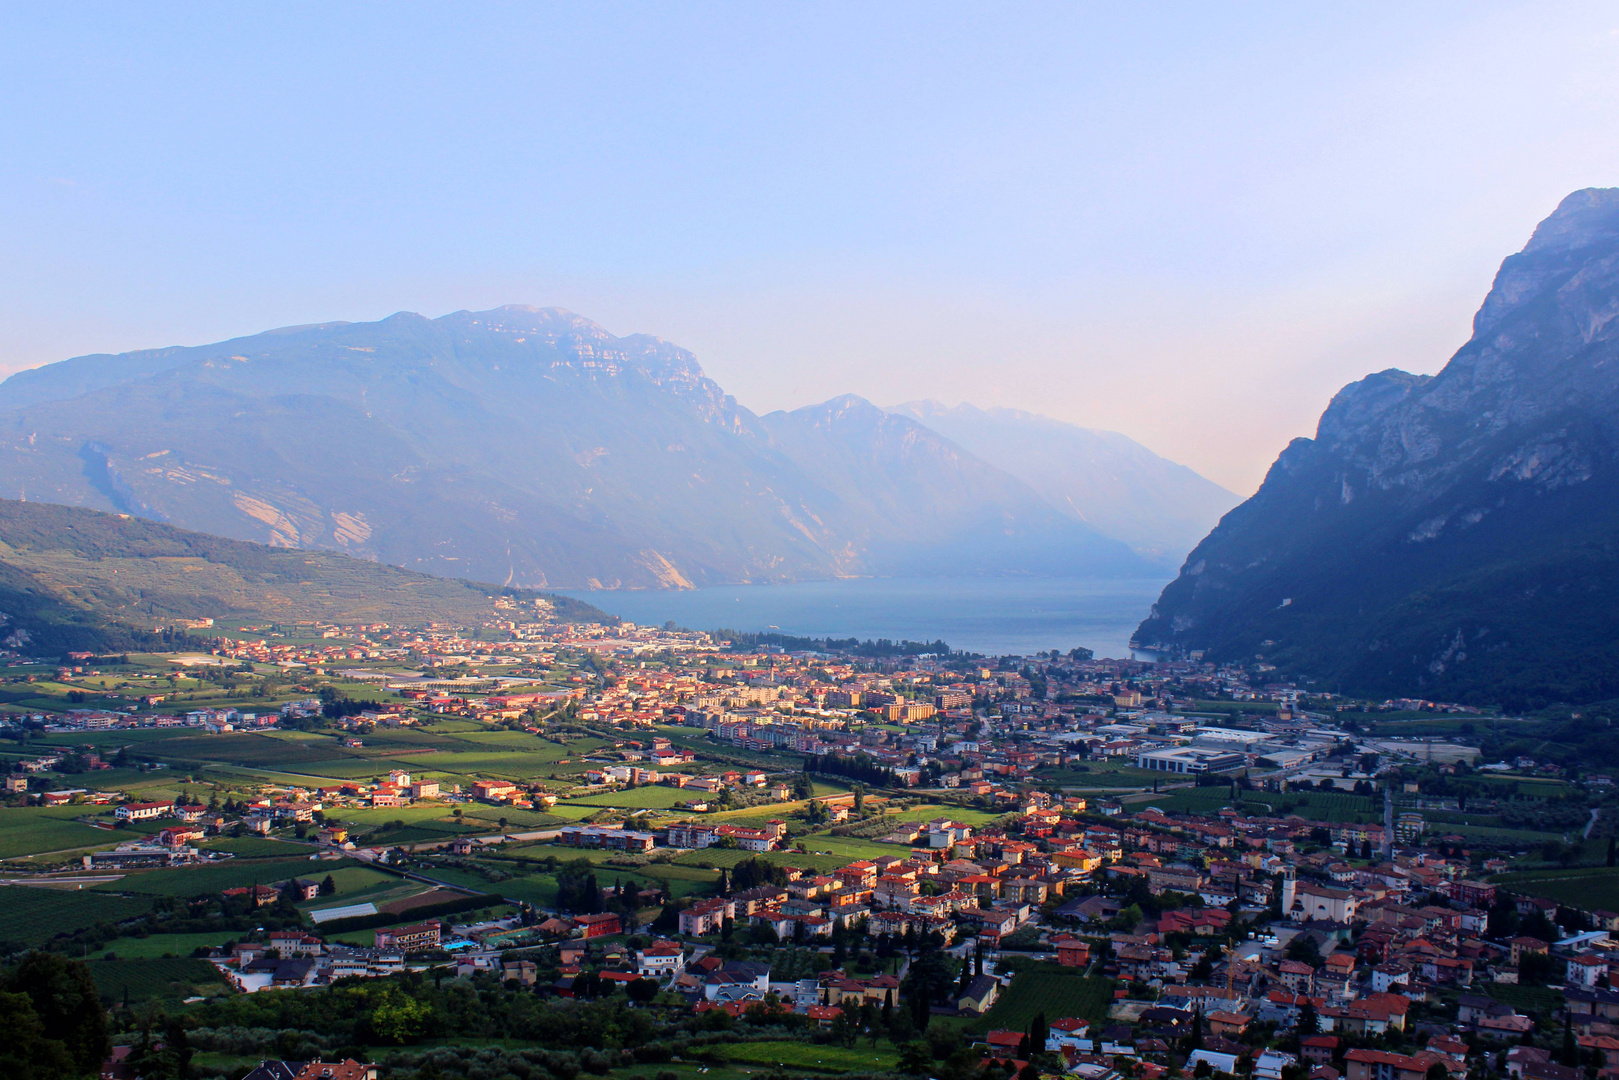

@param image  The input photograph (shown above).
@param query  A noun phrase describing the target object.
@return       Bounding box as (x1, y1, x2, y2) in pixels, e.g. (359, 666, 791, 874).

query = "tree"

(898, 1042, 934, 1074)
(1297, 998, 1318, 1036)
(320, 874, 337, 896)
(1030, 1010, 1049, 1055)
(2, 952, 110, 1076)
(0, 990, 76, 1080)
(1285, 934, 1323, 968)
(126, 1016, 193, 1080)
(627, 978, 659, 1004)
(831, 1008, 859, 1048)
(903, 951, 955, 1008)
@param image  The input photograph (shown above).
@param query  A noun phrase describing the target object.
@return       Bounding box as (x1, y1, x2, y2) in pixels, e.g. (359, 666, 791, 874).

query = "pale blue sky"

(3, 3, 1618, 490)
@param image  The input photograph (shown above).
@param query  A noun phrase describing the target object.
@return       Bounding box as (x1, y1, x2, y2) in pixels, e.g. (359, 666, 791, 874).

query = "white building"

(1134, 746, 1246, 774)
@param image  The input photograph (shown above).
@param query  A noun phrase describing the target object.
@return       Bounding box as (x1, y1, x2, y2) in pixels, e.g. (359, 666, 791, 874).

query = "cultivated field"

(1491, 867, 1619, 911)
(87, 957, 230, 1005)
(968, 965, 1116, 1033)
(0, 885, 152, 946)
(0, 805, 128, 859)
(718, 1041, 899, 1072)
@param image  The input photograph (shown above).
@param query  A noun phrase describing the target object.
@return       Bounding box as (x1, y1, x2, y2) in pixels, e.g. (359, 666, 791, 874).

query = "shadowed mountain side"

(1134, 188, 1619, 709)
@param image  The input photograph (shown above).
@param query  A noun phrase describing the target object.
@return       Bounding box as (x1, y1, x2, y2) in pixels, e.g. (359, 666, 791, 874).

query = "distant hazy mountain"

(0, 498, 612, 654)
(0, 307, 1150, 589)
(1135, 188, 1619, 708)
(889, 401, 1238, 565)
(760, 395, 1146, 577)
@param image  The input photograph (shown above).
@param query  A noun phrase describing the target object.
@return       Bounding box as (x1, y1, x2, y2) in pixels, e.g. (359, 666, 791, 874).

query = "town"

(0, 611, 1612, 1080)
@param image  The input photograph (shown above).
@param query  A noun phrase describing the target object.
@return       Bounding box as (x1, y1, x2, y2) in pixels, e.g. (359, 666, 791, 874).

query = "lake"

(557, 575, 1171, 659)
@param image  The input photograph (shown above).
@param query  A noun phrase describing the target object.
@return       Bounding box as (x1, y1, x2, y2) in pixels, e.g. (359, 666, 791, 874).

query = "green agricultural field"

(459, 806, 570, 829)
(35, 728, 192, 748)
(632, 863, 720, 898)
(968, 966, 1116, 1033)
(543, 804, 607, 821)
(0, 806, 122, 859)
(1134, 788, 1232, 814)
(485, 873, 560, 907)
(879, 805, 1002, 826)
(305, 865, 401, 896)
(718, 1041, 899, 1072)
(799, 835, 905, 861)
(1447, 824, 1560, 847)
(88, 957, 229, 1005)
(1490, 867, 1619, 911)
(570, 786, 693, 809)
(354, 824, 469, 845)
(93, 931, 238, 959)
(151, 732, 365, 768)
(336, 805, 460, 828)
(387, 752, 580, 781)
(106, 855, 347, 897)
(1244, 790, 1379, 821)
(1139, 787, 1381, 823)
(1484, 982, 1566, 1014)
(0, 885, 153, 946)
(671, 847, 849, 872)
(413, 865, 505, 893)
(1035, 761, 1167, 788)
(199, 836, 314, 858)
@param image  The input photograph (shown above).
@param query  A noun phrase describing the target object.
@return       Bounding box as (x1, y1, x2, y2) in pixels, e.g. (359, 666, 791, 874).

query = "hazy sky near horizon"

(4, 4, 1619, 493)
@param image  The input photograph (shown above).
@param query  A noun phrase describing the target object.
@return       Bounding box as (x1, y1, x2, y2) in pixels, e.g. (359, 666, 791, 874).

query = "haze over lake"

(561, 575, 1173, 659)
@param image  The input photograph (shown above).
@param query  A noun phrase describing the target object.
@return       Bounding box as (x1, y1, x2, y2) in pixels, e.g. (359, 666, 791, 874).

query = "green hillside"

(0, 498, 614, 654)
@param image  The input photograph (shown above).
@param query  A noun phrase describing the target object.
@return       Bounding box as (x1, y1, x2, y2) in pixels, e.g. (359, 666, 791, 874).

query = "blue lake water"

(557, 576, 1171, 659)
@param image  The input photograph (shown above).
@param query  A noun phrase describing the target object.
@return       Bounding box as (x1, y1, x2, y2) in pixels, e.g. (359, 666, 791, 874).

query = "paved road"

(1586, 807, 1601, 840)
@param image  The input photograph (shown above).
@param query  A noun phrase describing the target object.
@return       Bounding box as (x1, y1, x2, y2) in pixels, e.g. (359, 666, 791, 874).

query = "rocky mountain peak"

(1521, 187, 1619, 255)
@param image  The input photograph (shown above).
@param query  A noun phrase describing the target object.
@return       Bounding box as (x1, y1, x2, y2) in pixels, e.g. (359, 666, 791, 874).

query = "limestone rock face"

(1134, 189, 1619, 707)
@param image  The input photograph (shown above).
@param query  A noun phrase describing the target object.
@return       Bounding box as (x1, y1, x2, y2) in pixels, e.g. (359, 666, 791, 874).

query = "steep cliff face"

(0, 306, 1148, 589)
(1134, 189, 1619, 708)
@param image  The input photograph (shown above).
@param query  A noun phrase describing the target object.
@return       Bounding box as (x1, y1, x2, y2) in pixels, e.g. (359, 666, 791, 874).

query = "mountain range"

(1134, 188, 1619, 709)
(0, 307, 1226, 590)
(888, 401, 1238, 562)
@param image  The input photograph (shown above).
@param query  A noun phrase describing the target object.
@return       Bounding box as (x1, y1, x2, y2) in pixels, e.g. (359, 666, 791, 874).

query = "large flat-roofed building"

(1189, 727, 1277, 753)
(1135, 746, 1246, 774)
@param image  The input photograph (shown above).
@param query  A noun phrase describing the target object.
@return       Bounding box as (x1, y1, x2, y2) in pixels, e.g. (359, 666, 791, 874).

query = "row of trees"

(804, 752, 895, 787)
